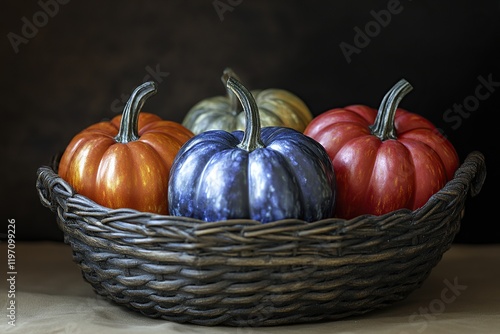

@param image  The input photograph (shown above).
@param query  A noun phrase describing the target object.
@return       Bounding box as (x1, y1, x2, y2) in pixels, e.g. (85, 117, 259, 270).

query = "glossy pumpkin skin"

(169, 75, 336, 223)
(304, 79, 459, 219)
(182, 68, 313, 135)
(58, 82, 194, 214)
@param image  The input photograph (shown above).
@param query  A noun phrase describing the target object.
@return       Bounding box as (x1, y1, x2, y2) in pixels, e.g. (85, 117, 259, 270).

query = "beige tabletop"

(1, 241, 499, 333)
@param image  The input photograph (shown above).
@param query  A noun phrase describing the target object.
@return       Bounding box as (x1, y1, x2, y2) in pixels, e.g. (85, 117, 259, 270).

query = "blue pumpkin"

(168, 75, 336, 223)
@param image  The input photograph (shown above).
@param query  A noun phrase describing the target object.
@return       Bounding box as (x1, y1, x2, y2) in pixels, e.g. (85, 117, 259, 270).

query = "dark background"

(2, 1, 498, 243)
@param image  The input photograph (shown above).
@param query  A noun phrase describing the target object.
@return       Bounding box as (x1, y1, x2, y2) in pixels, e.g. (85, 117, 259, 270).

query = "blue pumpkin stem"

(369, 79, 413, 141)
(115, 81, 157, 143)
(224, 74, 264, 152)
(222, 68, 243, 115)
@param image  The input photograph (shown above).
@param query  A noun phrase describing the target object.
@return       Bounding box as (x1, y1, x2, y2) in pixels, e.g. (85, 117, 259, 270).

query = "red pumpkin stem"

(115, 81, 157, 143)
(369, 79, 413, 141)
(224, 74, 264, 152)
(222, 68, 243, 115)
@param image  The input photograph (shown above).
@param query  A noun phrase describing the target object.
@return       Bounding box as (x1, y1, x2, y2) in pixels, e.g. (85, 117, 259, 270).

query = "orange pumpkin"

(58, 81, 194, 214)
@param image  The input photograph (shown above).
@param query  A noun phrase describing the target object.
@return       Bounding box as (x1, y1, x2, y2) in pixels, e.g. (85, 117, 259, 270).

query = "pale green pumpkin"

(182, 68, 313, 134)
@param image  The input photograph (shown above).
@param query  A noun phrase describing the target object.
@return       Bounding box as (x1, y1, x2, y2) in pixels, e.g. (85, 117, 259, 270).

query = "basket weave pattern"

(36, 151, 486, 326)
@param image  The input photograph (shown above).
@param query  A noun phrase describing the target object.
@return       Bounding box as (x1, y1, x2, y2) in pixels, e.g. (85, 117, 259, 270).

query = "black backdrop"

(2, 0, 498, 243)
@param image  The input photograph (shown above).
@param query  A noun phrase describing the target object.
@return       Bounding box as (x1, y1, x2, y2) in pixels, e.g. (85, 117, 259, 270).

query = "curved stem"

(369, 79, 413, 141)
(224, 74, 264, 152)
(115, 81, 157, 143)
(221, 68, 243, 115)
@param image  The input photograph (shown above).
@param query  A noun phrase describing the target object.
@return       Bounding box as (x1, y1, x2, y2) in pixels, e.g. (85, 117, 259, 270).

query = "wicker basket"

(36, 151, 486, 327)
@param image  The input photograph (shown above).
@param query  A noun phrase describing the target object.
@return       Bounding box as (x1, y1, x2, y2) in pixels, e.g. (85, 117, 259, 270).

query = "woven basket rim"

(37, 150, 486, 225)
(34, 150, 487, 260)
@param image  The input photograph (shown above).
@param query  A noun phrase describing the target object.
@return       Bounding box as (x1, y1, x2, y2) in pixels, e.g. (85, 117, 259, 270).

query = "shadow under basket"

(36, 151, 486, 327)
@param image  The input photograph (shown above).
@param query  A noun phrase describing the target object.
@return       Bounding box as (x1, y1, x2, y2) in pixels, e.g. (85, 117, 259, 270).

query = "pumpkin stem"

(222, 68, 243, 115)
(369, 79, 413, 141)
(115, 81, 157, 143)
(224, 73, 264, 152)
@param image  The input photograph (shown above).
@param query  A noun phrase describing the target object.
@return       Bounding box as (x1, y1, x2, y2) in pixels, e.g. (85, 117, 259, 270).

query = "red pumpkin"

(58, 82, 194, 214)
(304, 79, 459, 219)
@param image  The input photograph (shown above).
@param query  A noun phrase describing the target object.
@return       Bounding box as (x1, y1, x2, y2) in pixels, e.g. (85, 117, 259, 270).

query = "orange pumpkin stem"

(115, 81, 158, 143)
(369, 79, 413, 141)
